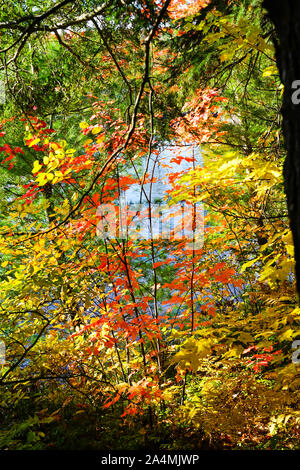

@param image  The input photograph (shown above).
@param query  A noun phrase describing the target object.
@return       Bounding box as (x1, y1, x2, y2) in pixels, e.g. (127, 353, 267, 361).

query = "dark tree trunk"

(263, 0, 300, 294)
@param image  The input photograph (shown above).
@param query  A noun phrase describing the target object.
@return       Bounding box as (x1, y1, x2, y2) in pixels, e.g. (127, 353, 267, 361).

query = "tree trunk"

(263, 0, 300, 294)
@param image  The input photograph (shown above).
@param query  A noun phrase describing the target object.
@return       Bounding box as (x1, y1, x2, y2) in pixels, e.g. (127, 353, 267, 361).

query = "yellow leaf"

(50, 142, 60, 151)
(223, 344, 244, 358)
(240, 257, 259, 272)
(92, 126, 102, 134)
(236, 332, 254, 344)
(32, 161, 42, 173)
(263, 65, 278, 77)
(28, 138, 40, 148)
(279, 329, 297, 341)
(36, 173, 48, 186)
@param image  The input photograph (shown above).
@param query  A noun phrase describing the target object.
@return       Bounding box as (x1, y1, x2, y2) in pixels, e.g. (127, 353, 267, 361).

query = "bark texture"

(264, 0, 300, 294)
